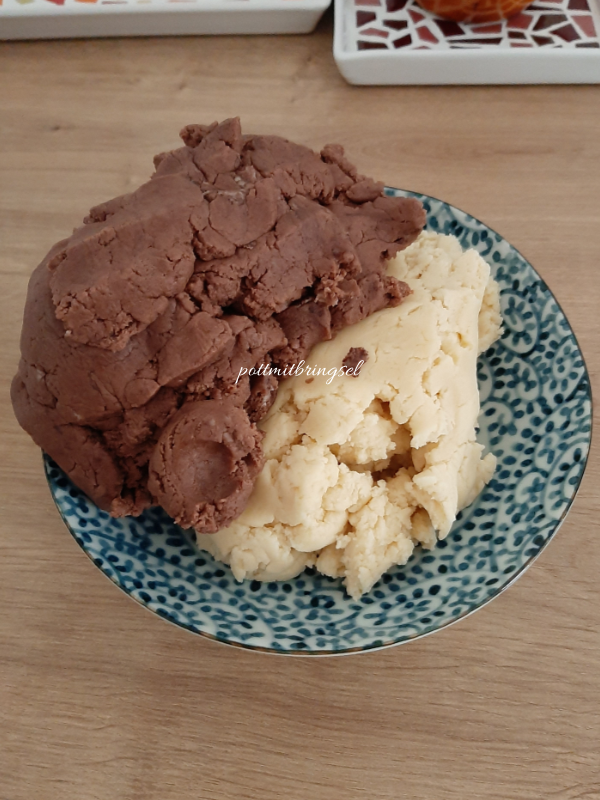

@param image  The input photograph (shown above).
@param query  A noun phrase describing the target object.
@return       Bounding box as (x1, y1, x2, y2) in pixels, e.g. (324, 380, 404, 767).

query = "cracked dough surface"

(195, 232, 502, 598)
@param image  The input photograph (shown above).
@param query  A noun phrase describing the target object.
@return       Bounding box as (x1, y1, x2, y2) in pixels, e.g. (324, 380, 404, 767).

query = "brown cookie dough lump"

(11, 118, 426, 533)
(148, 400, 263, 533)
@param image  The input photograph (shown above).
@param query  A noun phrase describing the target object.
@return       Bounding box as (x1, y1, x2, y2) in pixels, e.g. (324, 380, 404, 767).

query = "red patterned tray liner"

(352, 0, 599, 50)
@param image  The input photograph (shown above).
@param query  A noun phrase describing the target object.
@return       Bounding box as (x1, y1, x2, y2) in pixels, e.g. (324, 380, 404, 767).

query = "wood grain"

(1, 17, 599, 800)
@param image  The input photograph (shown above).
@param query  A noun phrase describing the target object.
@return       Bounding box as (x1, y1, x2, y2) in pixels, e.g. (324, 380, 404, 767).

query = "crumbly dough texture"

(11, 118, 425, 530)
(196, 232, 503, 598)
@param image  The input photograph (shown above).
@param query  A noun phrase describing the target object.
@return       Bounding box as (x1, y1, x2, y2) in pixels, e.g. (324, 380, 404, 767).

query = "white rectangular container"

(333, 0, 600, 83)
(0, 0, 331, 40)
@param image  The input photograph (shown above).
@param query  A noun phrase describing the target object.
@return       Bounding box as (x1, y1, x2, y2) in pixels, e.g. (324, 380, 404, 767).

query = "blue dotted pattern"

(44, 190, 592, 655)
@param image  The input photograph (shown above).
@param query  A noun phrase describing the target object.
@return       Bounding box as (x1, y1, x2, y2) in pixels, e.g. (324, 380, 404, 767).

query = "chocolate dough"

(343, 347, 369, 377)
(11, 118, 425, 532)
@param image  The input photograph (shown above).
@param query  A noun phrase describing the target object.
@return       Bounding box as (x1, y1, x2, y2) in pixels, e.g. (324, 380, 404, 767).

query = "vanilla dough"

(195, 232, 502, 598)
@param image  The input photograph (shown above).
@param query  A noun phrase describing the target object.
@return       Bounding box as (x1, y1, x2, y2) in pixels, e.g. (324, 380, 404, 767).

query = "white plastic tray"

(0, 0, 331, 39)
(334, 0, 600, 83)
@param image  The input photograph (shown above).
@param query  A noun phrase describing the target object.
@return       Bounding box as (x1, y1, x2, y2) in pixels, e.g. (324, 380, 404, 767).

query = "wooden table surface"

(1, 16, 599, 799)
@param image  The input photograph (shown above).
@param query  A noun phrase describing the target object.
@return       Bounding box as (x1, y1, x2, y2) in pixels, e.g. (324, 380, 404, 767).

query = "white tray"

(334, 0, 600, 83)
(0, 0, 331, 39)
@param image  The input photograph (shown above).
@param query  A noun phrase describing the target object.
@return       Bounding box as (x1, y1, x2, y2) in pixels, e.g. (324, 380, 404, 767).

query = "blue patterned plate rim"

(43, 189, 593, 656)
